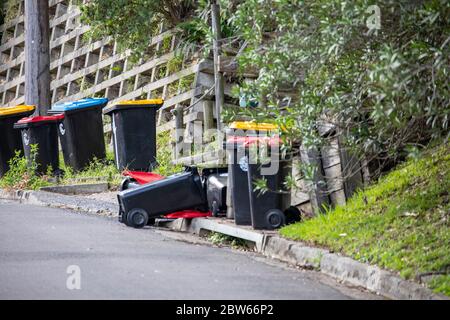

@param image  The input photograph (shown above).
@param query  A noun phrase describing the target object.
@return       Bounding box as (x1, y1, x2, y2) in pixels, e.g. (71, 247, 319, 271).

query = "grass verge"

(280, 143, 450, 296)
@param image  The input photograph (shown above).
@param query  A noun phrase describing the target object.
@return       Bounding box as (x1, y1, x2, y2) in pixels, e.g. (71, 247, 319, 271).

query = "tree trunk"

(25, 0, 51, 115)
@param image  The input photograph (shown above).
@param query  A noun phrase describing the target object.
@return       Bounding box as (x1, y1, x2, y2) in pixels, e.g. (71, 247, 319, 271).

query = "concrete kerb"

(0, 188, 119, 216)
(40, 183, 110, 195)
(1, 188, 447, 300)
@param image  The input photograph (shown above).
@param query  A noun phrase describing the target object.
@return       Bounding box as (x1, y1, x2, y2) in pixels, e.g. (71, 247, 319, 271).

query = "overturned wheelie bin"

(117, 167, 208, 228)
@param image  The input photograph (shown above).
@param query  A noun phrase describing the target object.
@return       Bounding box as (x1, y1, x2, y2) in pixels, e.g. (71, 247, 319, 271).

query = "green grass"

(280, 143, 450, 296)
(59, 150, 121, 186)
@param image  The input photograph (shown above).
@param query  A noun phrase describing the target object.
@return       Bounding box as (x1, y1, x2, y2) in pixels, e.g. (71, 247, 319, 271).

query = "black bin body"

(206, 172, 228, 216)
(103, 100, 163, 171)
(50, 98, 107, 171)
(14, 115, 62, 175)
(227, 143, 252, 225)
(0, 106, 35, 177)
(247, 156, 292, 230)
(118, 167, 207, 225)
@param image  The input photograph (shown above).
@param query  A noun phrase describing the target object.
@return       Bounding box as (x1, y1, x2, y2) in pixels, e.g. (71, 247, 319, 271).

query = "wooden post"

(173, 104, 184, 159)
(25, 0, 51, 115)
(300, 145, 330, 214)
(211, 0, 224, 133)
(202, 100, 214, 142)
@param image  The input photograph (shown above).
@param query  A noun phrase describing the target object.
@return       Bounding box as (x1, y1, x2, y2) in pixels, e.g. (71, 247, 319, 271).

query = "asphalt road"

(0, 201, 376, 300)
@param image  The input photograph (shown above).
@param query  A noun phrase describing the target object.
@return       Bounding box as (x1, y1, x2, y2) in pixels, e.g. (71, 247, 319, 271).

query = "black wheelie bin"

(103, 99, 163, 171)
(203, 168, 228, 217)
(14, 114, 64, 175)
(225, 121, 279, 226)
(49, 98, 108, 171)
(117, 167, 208, 228)
(0, 105, 35, 177)
(245, 140, 301, 230)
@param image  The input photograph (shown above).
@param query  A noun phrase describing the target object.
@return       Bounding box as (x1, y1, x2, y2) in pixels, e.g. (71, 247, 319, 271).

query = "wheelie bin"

(102, 99, 163, 171)
(13, 114, 64, 175)
(117, 167, 208, 228)
(203, 167, 228, 217)
(247, 149, 301, 230)
(0, 105, 36, 177)
(49, 98, 108, 171)
(225, 121, 279, 225)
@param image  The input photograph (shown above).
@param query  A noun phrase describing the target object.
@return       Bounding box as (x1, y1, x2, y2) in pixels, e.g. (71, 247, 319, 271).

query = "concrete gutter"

(0, 189, 118, 217)
(1, 188, 447, 300)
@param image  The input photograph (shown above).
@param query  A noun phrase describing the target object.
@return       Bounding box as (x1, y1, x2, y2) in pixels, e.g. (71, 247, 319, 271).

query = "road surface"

(0, 201, 376, 299)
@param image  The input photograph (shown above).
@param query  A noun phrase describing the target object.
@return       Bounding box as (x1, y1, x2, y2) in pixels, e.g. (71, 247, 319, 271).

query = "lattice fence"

(0, 0, 216, 133)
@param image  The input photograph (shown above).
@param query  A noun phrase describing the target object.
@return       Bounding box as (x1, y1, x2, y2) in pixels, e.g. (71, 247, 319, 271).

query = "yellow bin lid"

(0, 105, 35, 117)
(116, 99, 164, 105)
(103, 99, 164, 115)
(229, 121, 278, 131)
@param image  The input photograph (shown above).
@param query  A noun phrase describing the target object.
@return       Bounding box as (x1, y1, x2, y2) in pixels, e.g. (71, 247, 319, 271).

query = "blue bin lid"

(51, 97, 108, 112)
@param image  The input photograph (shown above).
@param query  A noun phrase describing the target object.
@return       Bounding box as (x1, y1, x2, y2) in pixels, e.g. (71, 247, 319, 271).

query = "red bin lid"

(17, 114, 65, 124)
(226, 135, 281, 146)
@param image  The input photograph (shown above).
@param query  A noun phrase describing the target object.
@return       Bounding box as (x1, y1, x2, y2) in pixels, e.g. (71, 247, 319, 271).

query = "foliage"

(79, 0, 239, 60)
(232, 0, 450, 177)
(59, 151, 121, 185)
(3, 0, 21, 23)
(280, 143, 450, 296)
(79, 0, 196, 60)
(0, 145, 51, 191)
(153, 131, 184, 176)
(177, 0, 238, 56)
(207, 231, 250, 249)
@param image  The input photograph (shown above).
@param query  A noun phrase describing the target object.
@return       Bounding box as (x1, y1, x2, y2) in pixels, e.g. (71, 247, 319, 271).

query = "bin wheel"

(120, 177, 131, 191)
(265, 209, 286, 229)
(211, 201, 220, 217)
(284, 206, 302, 225)
(127, 209, 149, 229)
(119, 208, 126, 224)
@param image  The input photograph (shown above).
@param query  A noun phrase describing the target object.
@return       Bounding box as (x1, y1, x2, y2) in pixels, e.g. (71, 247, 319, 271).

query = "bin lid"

(116, 99, 163, 105)
(102, 99, 164, 115)
(0, 105, 36, 118)
(229, 121, 278, 131)
(14, 114, 65, 128)
(226, 136, 282, 147)
(51, 97, 108, 112)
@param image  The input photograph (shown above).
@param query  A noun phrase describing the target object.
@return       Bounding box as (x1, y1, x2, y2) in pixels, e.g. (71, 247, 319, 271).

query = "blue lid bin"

(49, 98, 108, 171)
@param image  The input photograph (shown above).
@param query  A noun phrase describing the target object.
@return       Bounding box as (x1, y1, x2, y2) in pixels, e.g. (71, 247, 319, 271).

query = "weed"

(153, 131, 184, 177)
(0, 145, 51, 190)
(207, 231, 250, 250)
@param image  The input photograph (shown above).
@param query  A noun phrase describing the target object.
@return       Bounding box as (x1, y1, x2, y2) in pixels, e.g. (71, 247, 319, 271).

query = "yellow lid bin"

(229, 121, 278, 131)
(0, 105, 35, 117)
(0, 105, 36, 177)
(116, 99, 164, 105)
(102, 99, 164, 171)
